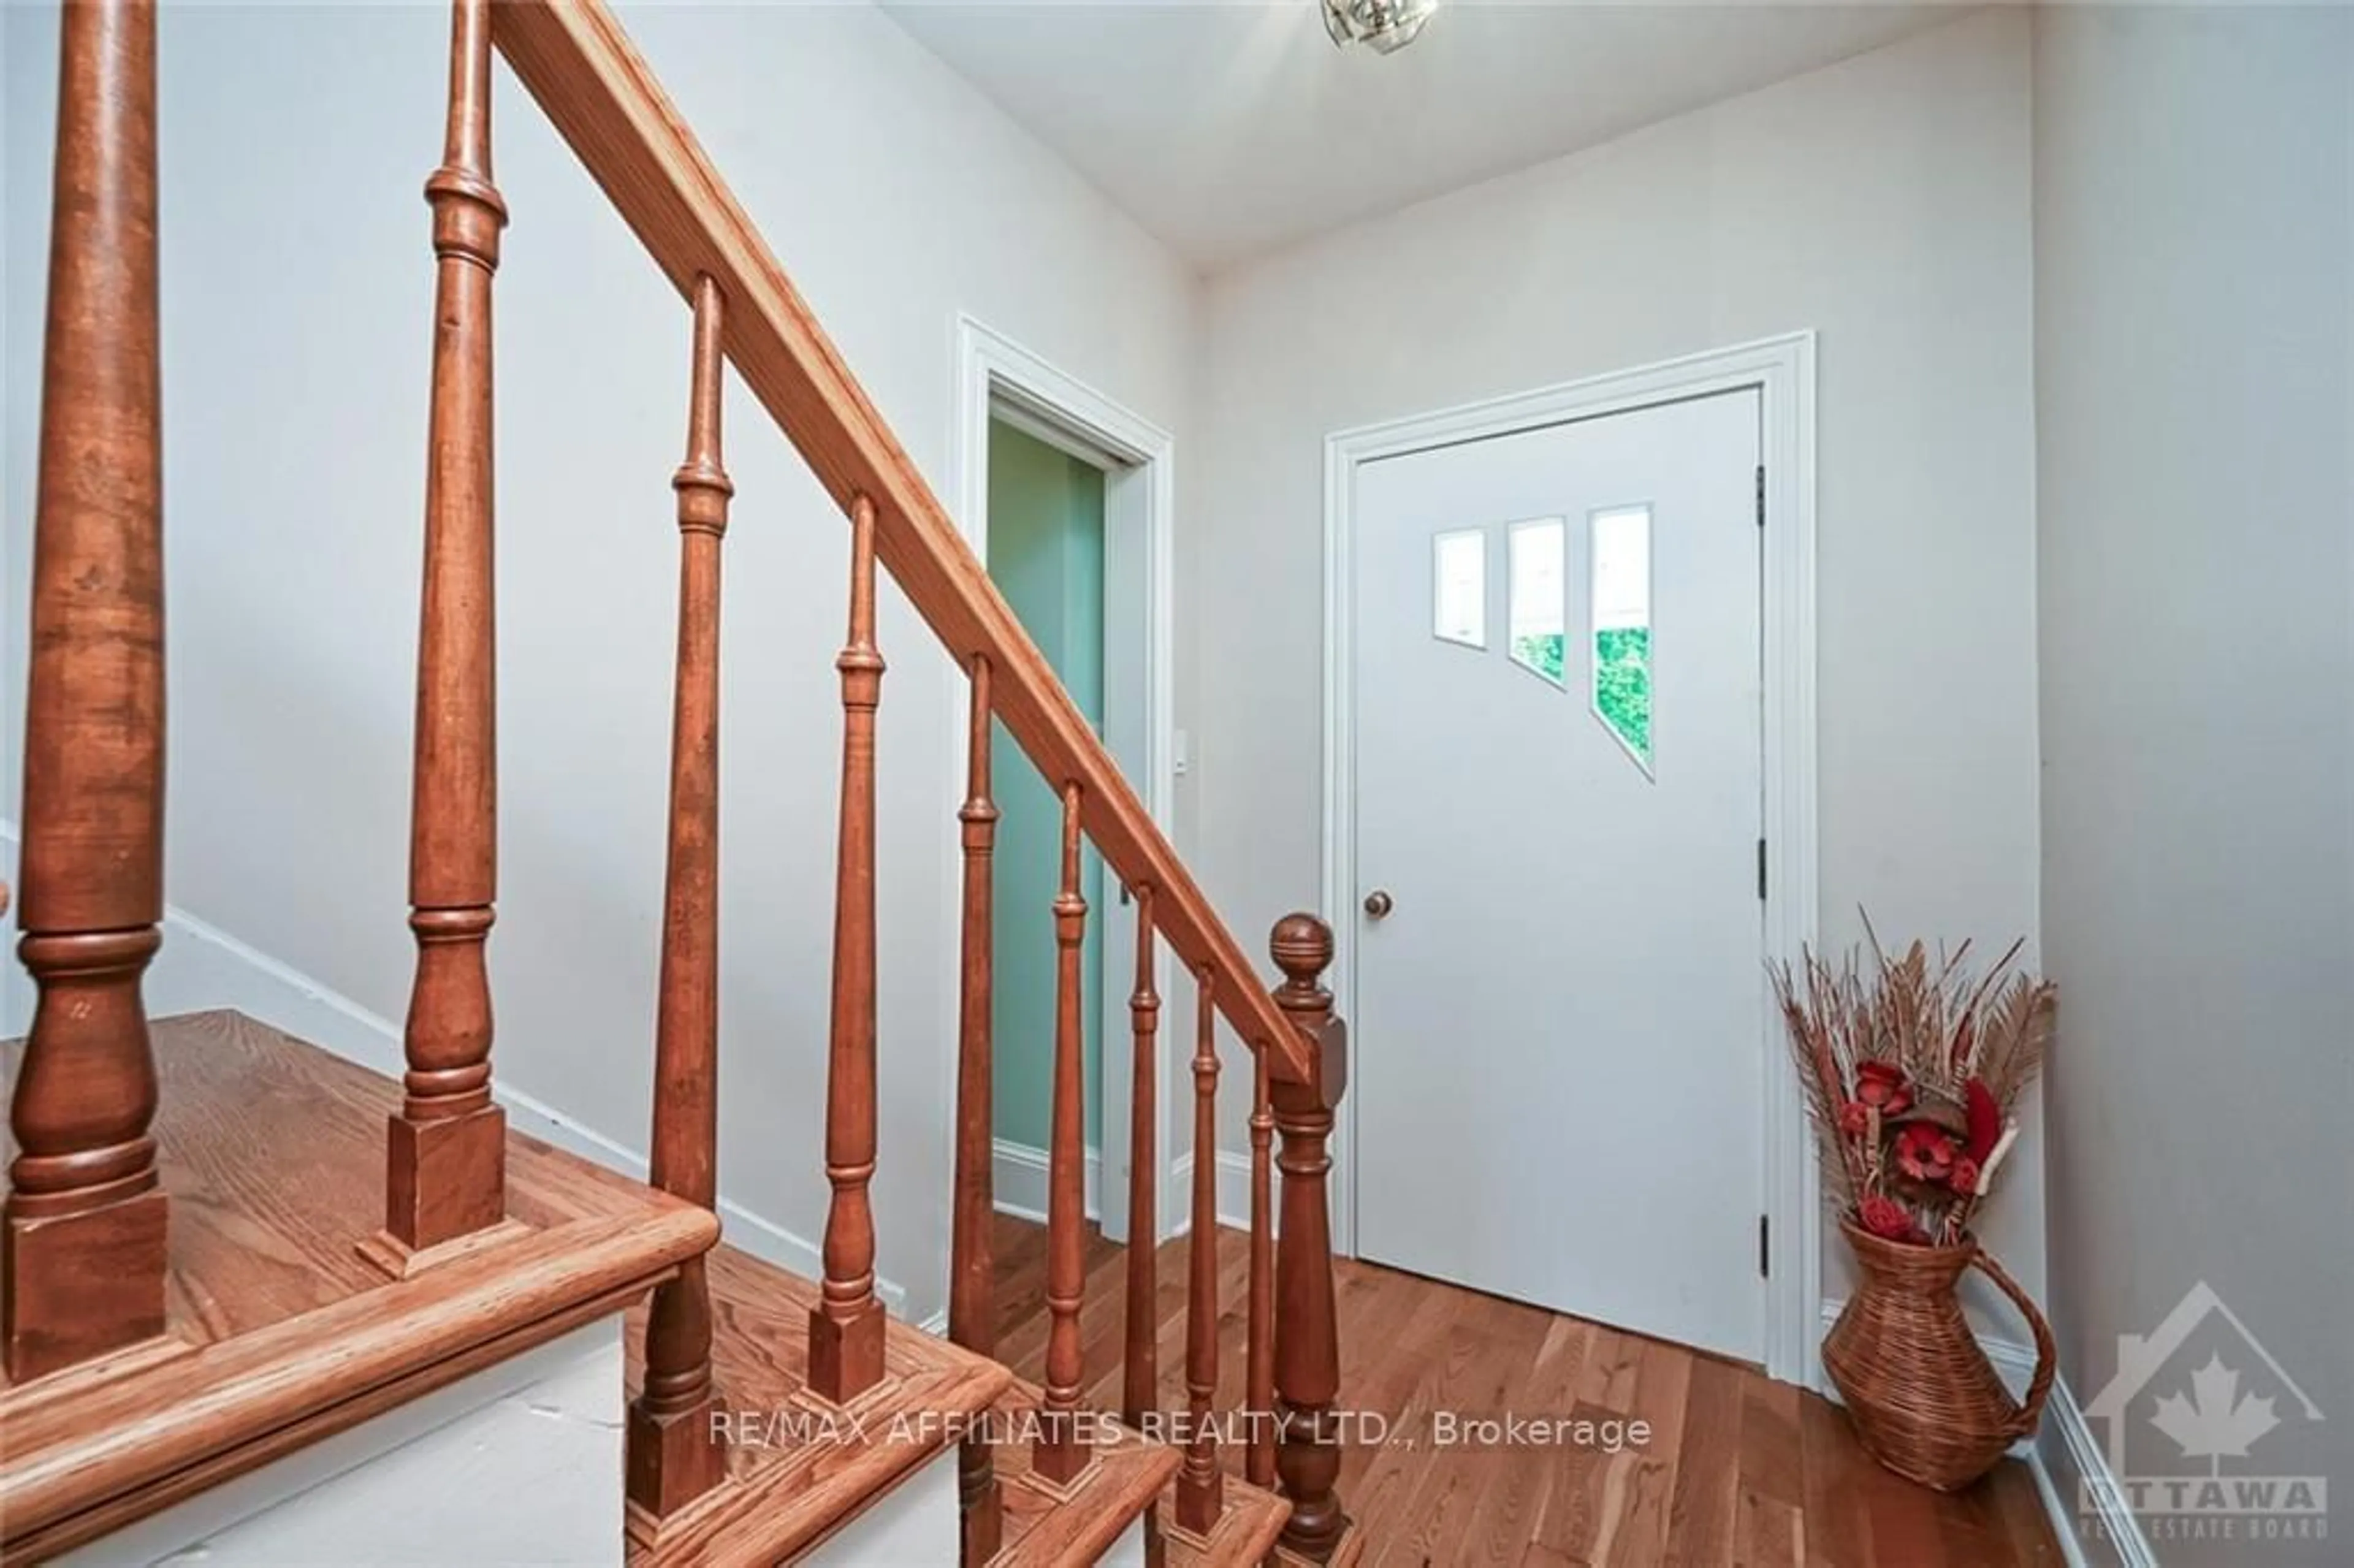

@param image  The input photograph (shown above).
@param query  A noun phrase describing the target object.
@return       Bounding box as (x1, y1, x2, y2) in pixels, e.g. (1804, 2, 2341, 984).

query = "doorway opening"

(950, 317, 1177, 1261)
(983, 416, 1110, 1212)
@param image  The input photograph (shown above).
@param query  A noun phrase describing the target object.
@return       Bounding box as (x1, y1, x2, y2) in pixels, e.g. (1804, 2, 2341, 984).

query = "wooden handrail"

(488, 0, 1313, 1086)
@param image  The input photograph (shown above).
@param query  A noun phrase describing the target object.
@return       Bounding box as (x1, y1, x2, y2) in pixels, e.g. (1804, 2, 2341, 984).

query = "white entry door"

(1352, 389, 1766, 1364)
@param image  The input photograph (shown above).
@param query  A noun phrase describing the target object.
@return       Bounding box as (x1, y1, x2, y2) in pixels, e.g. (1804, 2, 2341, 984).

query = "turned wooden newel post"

(383, 0, 511, 1265)
(1269, 913, 1350, 1561)
(810, 493, 888, 1404)
(6, 0, 170, 1383)
(626, 276, 732, 1525)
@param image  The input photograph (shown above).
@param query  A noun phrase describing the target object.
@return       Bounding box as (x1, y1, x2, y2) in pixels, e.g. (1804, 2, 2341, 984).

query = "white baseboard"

(991, 1143, 1260, 1245)
(991, 1138, 1102, 1227)
(0, 827, 908, 1320)
(500, 1077, 910, 1320)
(1817, 1299, 2154, 1568)
(2033, 1371, 2161, 1568)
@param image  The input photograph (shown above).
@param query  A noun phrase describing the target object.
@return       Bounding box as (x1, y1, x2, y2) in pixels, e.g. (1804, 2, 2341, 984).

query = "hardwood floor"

(989, 1212, 2065, 1567)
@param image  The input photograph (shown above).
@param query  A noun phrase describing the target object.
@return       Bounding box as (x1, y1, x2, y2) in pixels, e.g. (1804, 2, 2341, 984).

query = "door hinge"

(1755, 463, 1766, 528)
(1756, 837, 1767, 900)
(1759, 1214, 1771, 1277)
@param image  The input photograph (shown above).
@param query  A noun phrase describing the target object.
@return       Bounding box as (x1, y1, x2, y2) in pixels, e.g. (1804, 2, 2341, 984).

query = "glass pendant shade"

(1322, 0, 1436, 55)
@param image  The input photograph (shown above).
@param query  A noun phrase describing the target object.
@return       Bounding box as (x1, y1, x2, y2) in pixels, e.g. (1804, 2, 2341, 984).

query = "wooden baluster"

(381, 0, 511, 1264)
(626, 276, 731, 1524)
(951, 653, 1002, 1562)
(5, 0, 170, 1383)
(809, 494, 888, 1403)
(1246, 1045, 1276, 1488)
(1034, 783, 1092, 1487)
(1122, 883, 1159, 1432)
(1270, 915, 1350, 1559)
(1173, 965, 1225, 1535)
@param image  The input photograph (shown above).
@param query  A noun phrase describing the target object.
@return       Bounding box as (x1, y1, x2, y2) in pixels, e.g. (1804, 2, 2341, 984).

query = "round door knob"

(1363, 889, 1395, 919)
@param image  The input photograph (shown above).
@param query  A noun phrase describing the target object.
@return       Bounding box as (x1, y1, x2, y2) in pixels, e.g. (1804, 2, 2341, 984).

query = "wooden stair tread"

(1159, 1471, 1291, 1568)
(626, 1243, 1011, 1566)
(983, 1376, 1182, 1567)
(0, 1009, 717, 1562)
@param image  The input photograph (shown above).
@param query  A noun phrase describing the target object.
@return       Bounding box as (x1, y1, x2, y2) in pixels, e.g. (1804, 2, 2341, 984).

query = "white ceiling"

(879, 1, 1969, 271)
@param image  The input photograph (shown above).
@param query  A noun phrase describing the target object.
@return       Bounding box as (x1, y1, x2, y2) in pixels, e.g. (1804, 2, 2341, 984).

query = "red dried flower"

(1859, 1195, 1923, 1243)
(1964, 1078, 2003, 1163)
(1951, 1157, 1983, 1197)
(1838, 1100, 1872, 1136)
(1854, 1061, 1914, 1118)
(1894, 1123, 1957, 1184)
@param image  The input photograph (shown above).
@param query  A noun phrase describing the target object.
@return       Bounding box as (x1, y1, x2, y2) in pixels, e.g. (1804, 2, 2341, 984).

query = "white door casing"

(1323, 335, 1818, 1385)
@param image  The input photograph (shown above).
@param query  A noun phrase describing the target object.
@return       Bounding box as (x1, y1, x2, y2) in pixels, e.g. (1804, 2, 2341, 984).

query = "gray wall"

(2034, 2, 2354, 1528)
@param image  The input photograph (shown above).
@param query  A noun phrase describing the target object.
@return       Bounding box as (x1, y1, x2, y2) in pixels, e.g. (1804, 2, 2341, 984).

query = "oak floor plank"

(1797, 1395, 1872, 1568)
(1739, 1374, 1806, 1513)
(1736, 1373, 1808, 1568)
(1594, 1338, 1690, 1566)
(1989, 1461, 2071, 1567)
(1378, 1288, 1549, 1568)
(1461, 1317, 1590, 1568)
(1661, 1352, 1744, 1564)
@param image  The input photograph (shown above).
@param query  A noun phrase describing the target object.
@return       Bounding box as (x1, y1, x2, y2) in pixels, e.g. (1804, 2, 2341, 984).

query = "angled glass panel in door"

(1591, 505, 1653, 774)
(1507, 518, 1567, 686)
(1431, 528, 1487, 649)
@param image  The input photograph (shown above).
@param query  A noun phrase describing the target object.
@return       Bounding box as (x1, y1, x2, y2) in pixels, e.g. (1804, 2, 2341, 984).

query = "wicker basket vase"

(1823, 1218, 2057, 1491)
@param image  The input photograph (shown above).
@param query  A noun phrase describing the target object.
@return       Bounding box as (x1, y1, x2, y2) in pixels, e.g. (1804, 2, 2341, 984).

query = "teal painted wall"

(986, 421, 1107, 1155)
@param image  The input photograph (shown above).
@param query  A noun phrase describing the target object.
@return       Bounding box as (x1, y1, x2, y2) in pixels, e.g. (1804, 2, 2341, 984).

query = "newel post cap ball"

(1270, 913, 1335, 986)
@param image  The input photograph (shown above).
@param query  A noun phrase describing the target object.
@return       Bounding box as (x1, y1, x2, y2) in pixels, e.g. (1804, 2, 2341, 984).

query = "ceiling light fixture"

(1322, 0, 1436, 55)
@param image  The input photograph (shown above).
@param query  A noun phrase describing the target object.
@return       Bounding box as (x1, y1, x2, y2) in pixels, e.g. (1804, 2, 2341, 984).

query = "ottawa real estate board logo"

(2080, 1281, 2327, 1555)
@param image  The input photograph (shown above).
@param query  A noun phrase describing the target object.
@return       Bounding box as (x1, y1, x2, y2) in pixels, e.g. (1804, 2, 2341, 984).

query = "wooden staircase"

(0, 1012, 718, 1562)
(3, 0, 1361, 1561)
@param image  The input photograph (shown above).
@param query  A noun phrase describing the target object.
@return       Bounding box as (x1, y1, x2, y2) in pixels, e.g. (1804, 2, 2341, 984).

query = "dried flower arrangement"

(1772, 921, 2054, 1249)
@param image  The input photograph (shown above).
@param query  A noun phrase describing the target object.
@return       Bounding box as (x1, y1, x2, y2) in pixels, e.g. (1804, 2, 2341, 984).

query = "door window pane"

(1431, 528, 1486, 649)
(1591, 506, 1653, 772)
(1507, 519, 1567, 686)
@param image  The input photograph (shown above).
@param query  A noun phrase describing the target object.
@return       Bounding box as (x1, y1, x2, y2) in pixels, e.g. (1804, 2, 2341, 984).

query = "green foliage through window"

(1510, 633, 1566, 684)
(1594, 626, 1651, 764)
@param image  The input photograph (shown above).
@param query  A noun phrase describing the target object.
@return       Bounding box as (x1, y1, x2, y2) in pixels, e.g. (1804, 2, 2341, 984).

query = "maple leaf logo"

(2148, 1353, 2280, 1474)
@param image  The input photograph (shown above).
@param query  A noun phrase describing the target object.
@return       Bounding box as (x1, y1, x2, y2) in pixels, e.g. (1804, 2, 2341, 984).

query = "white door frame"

(1321, 332, 1819, 1386)
(949, 314, 1179, 1250)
